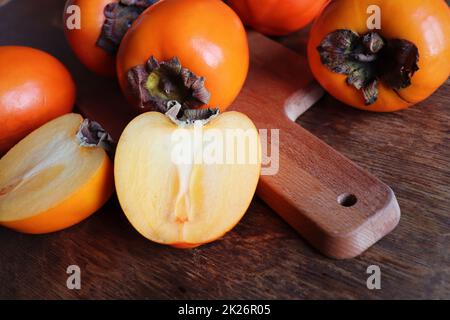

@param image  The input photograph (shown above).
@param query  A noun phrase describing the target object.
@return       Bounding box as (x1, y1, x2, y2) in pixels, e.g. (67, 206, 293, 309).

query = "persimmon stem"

(165, 101, 219, 126)
(318, 29, 419, 105)
(351, 53, 377, 62)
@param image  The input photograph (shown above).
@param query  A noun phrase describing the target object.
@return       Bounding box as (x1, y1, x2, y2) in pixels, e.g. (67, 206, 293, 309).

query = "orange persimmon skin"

(0, 46, 75, 154)
(116, 0, 249, 112)
(64, 0, 118, 76)
(1, 156, 114, 234)
(308, 0, 450, 112)
(227, 0, 329, 36)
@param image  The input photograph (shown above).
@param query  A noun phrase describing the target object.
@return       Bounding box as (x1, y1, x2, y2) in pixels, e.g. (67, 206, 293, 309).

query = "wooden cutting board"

(0, 0, 400, 259)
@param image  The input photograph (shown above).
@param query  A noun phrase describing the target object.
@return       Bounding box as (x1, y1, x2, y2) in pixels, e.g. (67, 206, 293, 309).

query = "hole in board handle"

(338, 193, 358, 207)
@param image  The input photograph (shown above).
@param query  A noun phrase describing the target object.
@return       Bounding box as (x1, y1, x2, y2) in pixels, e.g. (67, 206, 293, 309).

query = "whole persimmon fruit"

(116, 0, 249, 113)
(0, 46, 76, 155)
(64, 0, 159, 76)
(227, 0, 329, 36)
(0, 114, 114, 234)
(308, 0, 450, 112)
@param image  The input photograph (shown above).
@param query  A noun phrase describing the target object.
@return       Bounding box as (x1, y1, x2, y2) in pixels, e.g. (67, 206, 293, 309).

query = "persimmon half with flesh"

(0, 113, 114, 234)
(115, 105, 261, 247)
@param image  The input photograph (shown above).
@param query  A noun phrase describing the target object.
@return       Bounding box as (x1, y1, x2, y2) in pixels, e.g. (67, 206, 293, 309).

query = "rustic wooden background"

(0, 0, 449, 299)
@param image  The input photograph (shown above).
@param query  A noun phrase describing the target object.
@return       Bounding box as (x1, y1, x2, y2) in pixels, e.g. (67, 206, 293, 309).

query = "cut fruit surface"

(0, 113, 114, 234)
(115, 111, 261, 247)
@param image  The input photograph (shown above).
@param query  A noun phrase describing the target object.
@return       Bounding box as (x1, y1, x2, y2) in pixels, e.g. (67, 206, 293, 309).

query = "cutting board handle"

(233, 33, 401, 259)
(259, 83, 401, 258)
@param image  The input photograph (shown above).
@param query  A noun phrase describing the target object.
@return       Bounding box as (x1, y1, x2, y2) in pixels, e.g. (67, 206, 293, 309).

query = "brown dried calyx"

(127, 56, 211, 113)
(165, 101, 219, 126)
(317, 29, 419, 105)
(97, 0, 159, 55)
(76, 119, 116, 157)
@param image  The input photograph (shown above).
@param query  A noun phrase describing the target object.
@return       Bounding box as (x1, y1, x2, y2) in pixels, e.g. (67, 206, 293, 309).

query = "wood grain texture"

(0, 0, 449, 299)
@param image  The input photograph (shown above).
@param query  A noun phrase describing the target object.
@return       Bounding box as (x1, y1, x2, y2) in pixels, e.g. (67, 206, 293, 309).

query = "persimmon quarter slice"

(115, 110, 261, 247)
(0, 113, 114, 234)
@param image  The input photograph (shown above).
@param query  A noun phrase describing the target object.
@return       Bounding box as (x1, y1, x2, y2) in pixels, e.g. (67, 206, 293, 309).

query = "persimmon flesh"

(0, 114, 114, 234)
(115, 109, 261, 247)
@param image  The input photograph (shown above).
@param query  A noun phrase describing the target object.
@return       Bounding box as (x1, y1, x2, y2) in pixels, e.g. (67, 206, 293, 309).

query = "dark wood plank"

(0, 0, 449, 299)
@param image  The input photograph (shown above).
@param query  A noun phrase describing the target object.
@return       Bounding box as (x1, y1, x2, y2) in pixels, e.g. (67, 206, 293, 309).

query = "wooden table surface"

(0, 0, 449, 299)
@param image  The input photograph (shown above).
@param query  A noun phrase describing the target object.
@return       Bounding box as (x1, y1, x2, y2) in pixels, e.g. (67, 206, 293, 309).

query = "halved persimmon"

(0, 113, 114, 234)
(115, 105, 261, 247)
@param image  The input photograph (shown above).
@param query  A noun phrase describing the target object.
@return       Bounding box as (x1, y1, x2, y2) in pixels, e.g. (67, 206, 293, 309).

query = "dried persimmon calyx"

(96, 0, 159, 55)
(76, 119, 116, 157)
(127, 56, 211, 113)
(317, 29, 419, 105)
(165, 101, 219, 126)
